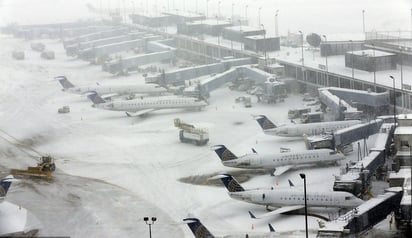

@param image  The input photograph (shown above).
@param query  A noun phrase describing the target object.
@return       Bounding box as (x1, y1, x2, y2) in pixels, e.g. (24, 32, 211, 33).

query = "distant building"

(222, 26, 265, 42)
(129, 14, 169, 27)
(243, 35, 280, 52)
(320, 40, 364, 57)
(345, 49, 397, 72)
(201, 19, 233, 36)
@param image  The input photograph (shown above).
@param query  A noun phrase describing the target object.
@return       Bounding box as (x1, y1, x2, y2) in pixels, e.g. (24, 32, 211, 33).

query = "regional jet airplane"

(0, 175, 38, 236)
(87, 92, 208, 116)
(254, 115, 361, 137)
(0, 175, 13, 203)
(212, 145, 345, 176)
(55, 75, 167, 98)
(216, 174, 363, 218)
(184, 217, 277, 238)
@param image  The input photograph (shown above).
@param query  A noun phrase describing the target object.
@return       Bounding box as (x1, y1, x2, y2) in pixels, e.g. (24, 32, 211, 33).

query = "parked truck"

(288, 108, 311, 119)
(174, 118, 209, 146)
(12, 51, 25, 60)
(300, 112, 323, 123)
(41, 50, 55, 59)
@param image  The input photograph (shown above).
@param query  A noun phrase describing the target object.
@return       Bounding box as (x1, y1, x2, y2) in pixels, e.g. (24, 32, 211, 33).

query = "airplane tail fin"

(183, 218, 215, 238)
(0, 175, 13, 197)
(211, 145, 238, 161)
(254, 115, 277, 130)
(219, 174, 245, 192)
(87, 91, 106, 104)
(268, 223, 276, 232)
(288, 179, 295, 188)
(55, 76, 75, 89)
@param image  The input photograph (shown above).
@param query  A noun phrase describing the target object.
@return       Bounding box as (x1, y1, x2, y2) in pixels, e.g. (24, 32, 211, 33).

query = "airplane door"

(251, 193, 266, 203)
(250, 156, 261, 167)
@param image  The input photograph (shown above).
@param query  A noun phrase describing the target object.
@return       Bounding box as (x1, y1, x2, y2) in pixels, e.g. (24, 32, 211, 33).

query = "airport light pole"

(146, 0, 149, 15)
(258, 7, 262, 26)
(372, 43, 376, 92)
(275, 9, 279, 37)
(400, 47, 404, 108)
(206, 0, 209, 18)
(322, 35, 329, 86)
(300, 173, 308, 238)
(362, 10, 365, 34)
(322, 35, 328, 72)
(238, 19, 243, 51)
(216, 15, 221, 58)
(298, 31, 305, 81)
(349, 40, 354, 80)
(298, 31, 304, 67)
(144, 216, 157, 238)
(390, 75, 397, 127)
(261, 24, 267, 66)
(231, 3, 235, 24)
(245, 5, 248, 22)
(218, 1, 221, 19)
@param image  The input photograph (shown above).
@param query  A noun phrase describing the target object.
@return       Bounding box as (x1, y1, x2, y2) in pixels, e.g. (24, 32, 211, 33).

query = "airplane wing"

(100, 93, 118, 99)
(125, 108, 157, 117)
(273, 165, 294, 176)
(249, 205, 305, 219)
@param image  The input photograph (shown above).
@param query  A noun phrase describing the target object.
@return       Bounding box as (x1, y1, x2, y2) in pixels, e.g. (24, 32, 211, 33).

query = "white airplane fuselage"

(94, 96, 208, 112)
(229, 189, 363, 208)
(263, 120, 361, 137)
(222, 149, 344, 169)
(64, 84, 166, 95)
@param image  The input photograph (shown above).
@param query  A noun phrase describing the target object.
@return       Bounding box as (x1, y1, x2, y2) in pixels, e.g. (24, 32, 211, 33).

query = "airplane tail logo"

(212, 145, 237, 161)
(220, 174, 245, 192)
(255, 115, 276, 130)
(183, 218, 215, 238)
(87, 91, 106, 104)
(55, 76, 75, 89)
(0, 175, 13, 198)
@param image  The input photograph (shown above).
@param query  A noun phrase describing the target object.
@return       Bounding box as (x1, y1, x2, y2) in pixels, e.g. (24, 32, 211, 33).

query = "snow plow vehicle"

(11, 156, 56, 178)
(174, 118, 209, 146)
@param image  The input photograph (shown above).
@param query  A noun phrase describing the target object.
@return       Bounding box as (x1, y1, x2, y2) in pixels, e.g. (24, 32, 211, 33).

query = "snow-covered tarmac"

(0, 31, 405, 237)
(0, 34, 341, 237)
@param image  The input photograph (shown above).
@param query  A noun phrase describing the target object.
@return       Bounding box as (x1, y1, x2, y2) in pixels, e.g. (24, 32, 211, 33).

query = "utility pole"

(300, 173, 308, 238)
(322, 35, 329, 86)
(362, 10, 365, 33)
(275, 10, 279, 37)
(245, 5, 248, 22)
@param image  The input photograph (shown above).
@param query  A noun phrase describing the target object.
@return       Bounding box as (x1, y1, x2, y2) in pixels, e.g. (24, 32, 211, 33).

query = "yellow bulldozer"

(11, 155, 56, 178)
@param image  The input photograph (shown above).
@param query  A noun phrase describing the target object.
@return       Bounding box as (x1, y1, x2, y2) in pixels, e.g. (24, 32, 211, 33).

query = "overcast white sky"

(0, 0, 411, 39)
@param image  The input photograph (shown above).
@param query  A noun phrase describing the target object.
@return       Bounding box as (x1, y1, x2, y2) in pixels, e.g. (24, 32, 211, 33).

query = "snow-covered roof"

(348, 49, 395, 57)
(394, 126, 412, 135)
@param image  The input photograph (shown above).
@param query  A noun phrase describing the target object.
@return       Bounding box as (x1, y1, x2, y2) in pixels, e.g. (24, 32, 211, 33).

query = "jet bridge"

(145, 58, 252, 86)
(65, 32, 144, 56)
(182, 64, 277, 98)
(317, 187, 403, 238)
(80, 35, 162, 60)
(333, 123, 394, 196)
(63, 27, 129, 49)
(388, 167, 412, 231)
(102, 39, 177, 74)
(334, 119, 384, 150)
(305, 119, 385, 152)
(318, 87, 389, 121)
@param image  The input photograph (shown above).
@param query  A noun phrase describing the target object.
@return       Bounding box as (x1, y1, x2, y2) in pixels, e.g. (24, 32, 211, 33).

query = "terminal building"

(345, 49, 397, 72)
